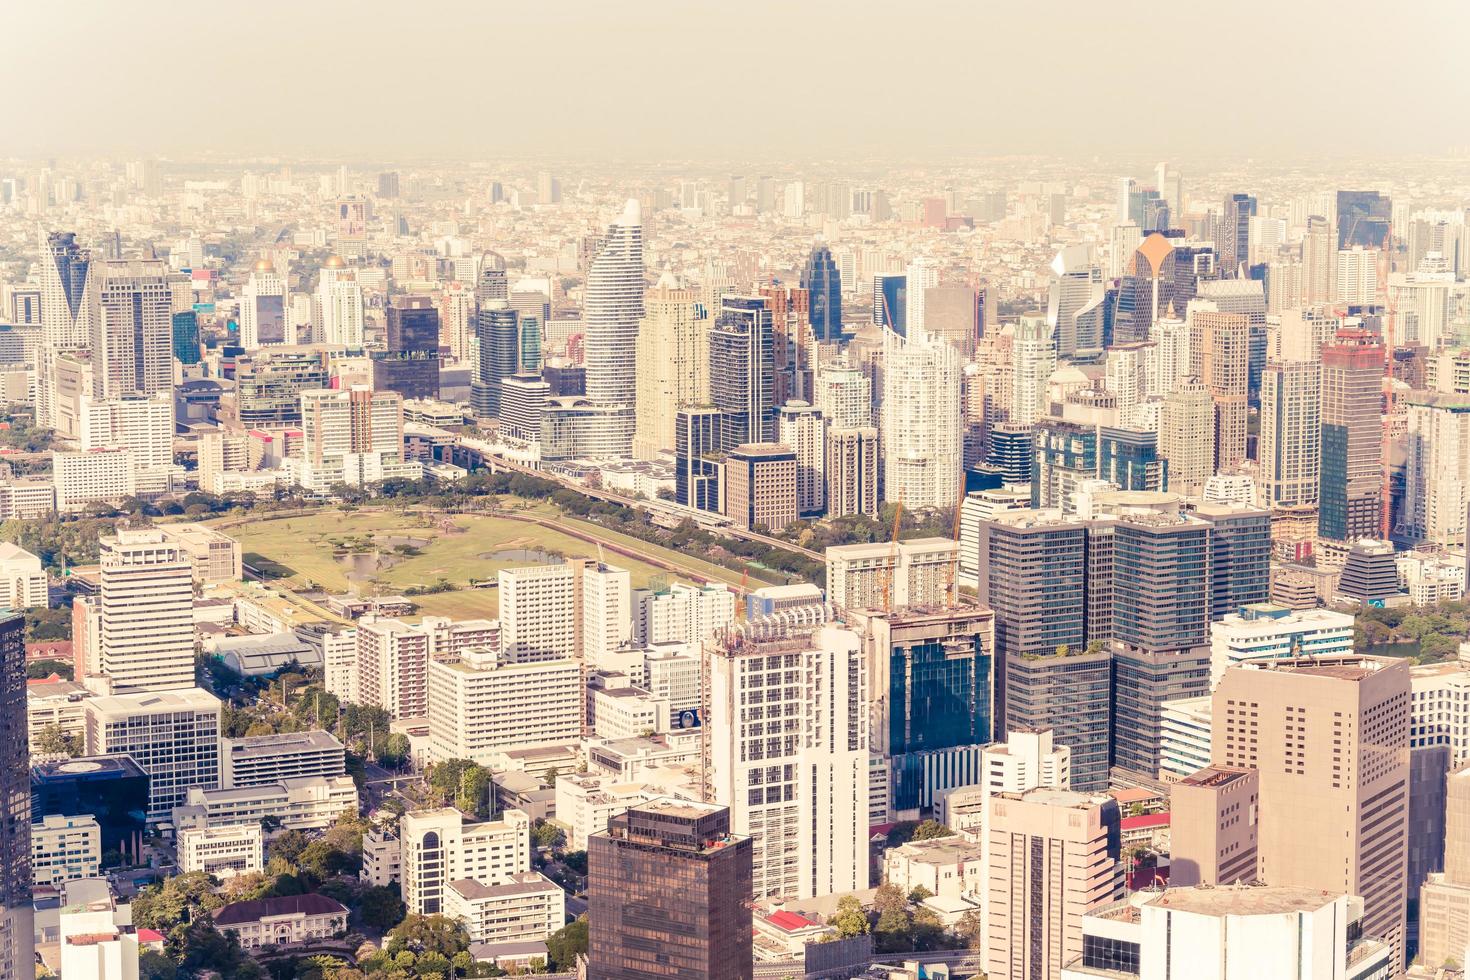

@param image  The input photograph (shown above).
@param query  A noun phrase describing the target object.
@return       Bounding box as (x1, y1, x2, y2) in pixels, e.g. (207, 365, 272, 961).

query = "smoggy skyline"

(5, 0, 1469, 161)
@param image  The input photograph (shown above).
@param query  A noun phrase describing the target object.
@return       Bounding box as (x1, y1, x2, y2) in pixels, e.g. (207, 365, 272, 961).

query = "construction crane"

(881, 503, 903, 612)
(945, 491, 965, 609)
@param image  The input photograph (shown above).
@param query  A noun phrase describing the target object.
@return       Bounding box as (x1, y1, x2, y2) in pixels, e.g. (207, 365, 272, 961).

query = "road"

(458, 440, 824, 563)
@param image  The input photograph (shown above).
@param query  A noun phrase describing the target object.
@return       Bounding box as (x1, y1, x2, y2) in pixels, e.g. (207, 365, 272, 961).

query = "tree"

(829, 896, 869, 938)
(33, 724, 82, 758)
(131, 872, 223, 932)
(908, 884, 934, 905)
(417, 951, 451, 976)
(872, 882, 908, 916)
(27, 658, 73, 680)
(359, 885, 406, 932)
(910, 819, 954, 841)
(546, 916, 588, 971)
(378, 732, 412, 769)
(954, 908, 982, 949)
(873, 908, 914, 953)
(532, 821, 567, 853)
(387, 914, 470, 960)
(139, 950, 178, 980)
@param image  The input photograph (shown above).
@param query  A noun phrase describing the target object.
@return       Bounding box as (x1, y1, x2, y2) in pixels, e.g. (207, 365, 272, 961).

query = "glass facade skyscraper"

(675, 407, 722, 512)
(800, 242, 843, 341)
(471, 303, 519, 419)
(0, 612, 31, 980)
(171, 309, 201, 365)
(709, 297, 774, 449)
(1337, 189, 1392, 249)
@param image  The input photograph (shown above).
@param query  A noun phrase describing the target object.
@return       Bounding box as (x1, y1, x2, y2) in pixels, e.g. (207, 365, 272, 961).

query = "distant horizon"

(6, 0, 1466, 160)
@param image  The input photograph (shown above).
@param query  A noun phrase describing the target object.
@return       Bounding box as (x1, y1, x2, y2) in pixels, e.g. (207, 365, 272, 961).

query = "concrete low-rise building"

(443, 871, 565, 946)
(214, 894, 349, 950)
(555, 774, 661, 852)
(171, 775, 359, 834)
(884, 836, 986, 902)
(177, 823, 264, 879)
(31, 814, 101, 887)
(361, 828, 401, 888)
(221, 730, 347, 789)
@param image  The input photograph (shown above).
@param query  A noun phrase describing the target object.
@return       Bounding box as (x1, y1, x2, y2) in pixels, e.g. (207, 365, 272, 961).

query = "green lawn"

(215, 507, 747, 621)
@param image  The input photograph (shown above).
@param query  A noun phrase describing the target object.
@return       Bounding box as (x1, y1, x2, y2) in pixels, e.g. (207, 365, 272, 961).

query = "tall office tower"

(633, 278, 708, 459)
(706, 623, 869, 900)
(1158, 378, 1214, 495)
(1303, 215, 1337, 304)
(437, 280, 475, 363)
(723, 443, 797, 531)
(1336, 246, 1380, 305)
(475, 252, 509, 304)
(1337, 190, 1392, 249)
(0, 613, 32, 980)
(170, 276, 200, 366)
(984, 789, 1122, 980)
(760, 280, 811, 409)
(873, 274, 907, 333)
(85, 688, 221, 821)
(498, 564, 577, 663)
(498, 373, 550, 443)
(1213, 656, 1410, 967)
(588, 801, 752, 980)
(239, 258, 288, 349)
(535, 171, 561, 204)
(318, 255, 364, 347)
(377, 296, 441, 401)
(89, 259, 173, 400)
(777, 401, 826, 518)
(94, 529, 195, 693)
(581, 562, 631, 666)
(1319, 332, 1384, 543)
(1110, 510, 1212, 779)
(800, 240, 843, 341)
(1010, 312, 1056, 427)
(470, 302, 519, 419)
(1103, 344, 1148, 427)
(812, 364, 871, 429)
(1166, 765, 1260, 886)
(1219, 193, 1257, 274)
(1187, 301, 1249, 470)
(882, 329, 962, 510)
(1196, 279, 1267, 401)
(1146, 308, 1190, 398)
(584, 198, 644, 409)
(1421, 763, 1470, 968)
(924, 285, 983, 359)
(904, 257, 939, 335)
(376, 171, 399, 198)
(1195, 501, 1272, 620)
(231, 350, 330, 427)
(1047, 245, 1107, 358)
(675, 407, 722, 511)
(709, 296, 775, 449)
(79, 392, 172, 468)
(855, 607, 994, 816)
(1403, 393, 1470, 548)
(825, 427, 880, 519)
(1115, 177, 1137, 223)
(35, 233, 95, 429)
(1259, 360, 1322, 507)
(299, 387, 403, 467)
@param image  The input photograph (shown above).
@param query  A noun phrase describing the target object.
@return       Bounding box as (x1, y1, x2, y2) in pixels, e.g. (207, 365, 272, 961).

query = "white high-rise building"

(1146, 310, 1190, 398)
(317, 256, 364, 348)
(499, 564, 577, 663)
(1336, 246, 1379, 306)
(1011, 312, 1056, 426)
(904, 256, 939, 335)
(777, 401, 826, 517)
(633, 278, 708, 459)
(400, 808, 532, 916)
(812, 364, 871, 429)
(356, 618, 431, 720)
(1259, 360, 1321, 508)
(634, 582, 736, 649)
(426, 648, 582, 764)
(939, 727, 1071, 840)
(239, 258, 289, 349)
(89, 259, 173, 400)
(1404, 393, 1470, 548)
(882, 329, 962, 510)
(581, 562, 631, 666)
(1208, 604, 1355, 687)
(438, 279, 474, 363)
(0, 544, 46, 610)
(78, 392, 173, 468)
(35, 231, 95, 430)
(706, 622, 869, 899)
(1104, 344, 1149, 427)
(85, 687, 222, 820)
(1302, 215, 1336, 304)
(94, 529, 195, 693)
(583, 199, 644, 409)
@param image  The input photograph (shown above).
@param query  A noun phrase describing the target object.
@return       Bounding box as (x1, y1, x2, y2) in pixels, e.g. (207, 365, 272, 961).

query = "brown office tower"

(1168, 764, 1259, 886)
(721, 442, 797, 532)
(1318, 331, 1384, 543)
(1213, 655, 1409, 968)
(588, 799, 753, 980)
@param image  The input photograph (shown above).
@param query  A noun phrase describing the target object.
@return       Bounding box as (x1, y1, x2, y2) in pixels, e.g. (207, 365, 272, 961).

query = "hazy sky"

(6, 0, 1468, 161)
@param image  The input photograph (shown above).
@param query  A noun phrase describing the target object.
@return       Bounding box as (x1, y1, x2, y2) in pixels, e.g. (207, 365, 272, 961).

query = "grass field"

(213, 507, 751, 620)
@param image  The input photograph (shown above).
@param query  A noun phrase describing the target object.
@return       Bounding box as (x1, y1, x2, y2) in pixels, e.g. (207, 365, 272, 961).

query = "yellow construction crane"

(882, 503, 903, 612)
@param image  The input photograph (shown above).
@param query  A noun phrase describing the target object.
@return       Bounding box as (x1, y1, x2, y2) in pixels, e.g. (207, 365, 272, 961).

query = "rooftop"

(1141, 884, 1344, 918)
(215, 893, 347, 926)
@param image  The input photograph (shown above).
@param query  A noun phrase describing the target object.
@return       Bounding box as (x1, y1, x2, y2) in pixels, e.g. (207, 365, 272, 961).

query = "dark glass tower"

(172, 309, 201, 365)
(800, 242, 843, 341)
(588, 800, 752, 980)
(379, 295, 441, 401)
(874, 275, 907, 335)
(386, 295, 440, 353)
(1220, 193, 1257, 273)
(0, 612, 31, 978)
(676, 408, 722, 512)
(471, 303, 519, 418)
(709, 297, 774, 449)
(1337, 190, 1392, 248)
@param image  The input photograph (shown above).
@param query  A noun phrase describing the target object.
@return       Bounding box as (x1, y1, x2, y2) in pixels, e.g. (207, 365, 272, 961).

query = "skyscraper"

(0, 612, 32, 980)
(1259, 360, 1322, 507)
(1303, 215, 1337, 304)
(36, 232, 95, 430)
(676, 407, 723, 512)
(1010, 312, 1056, 427)
(377, 296, 441, 401)
(239, 258, 287, 348)
(1213, 655, 1409, 967)
(90, 259, 174, 400)
(1047, 245, 1106, 358)
(882, 328, 962, 510)
(317, 255, 364, 348)
(1187, 300, 1250, 470)
(1219, 193, 1257, 274)
(706, 622, 869, 900)
(1319, 331, 1384, 543)
(470, 302, 519, 419)
(800, 240, 843, 341)
(904, 256, 939, 335)
(587, 801, 752, 980)
(709, 296, 775, 449)
(1158, 377, 1214, 495)
(1420, 763, 1470, 968)
(1337, 189, 1392, 249)
(824, 426, 879, 519)
(634, 278, 709, 459)
(94, 529, 196, 693)
(584, 199, 645, 409)
(776, 401, 825, 518)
